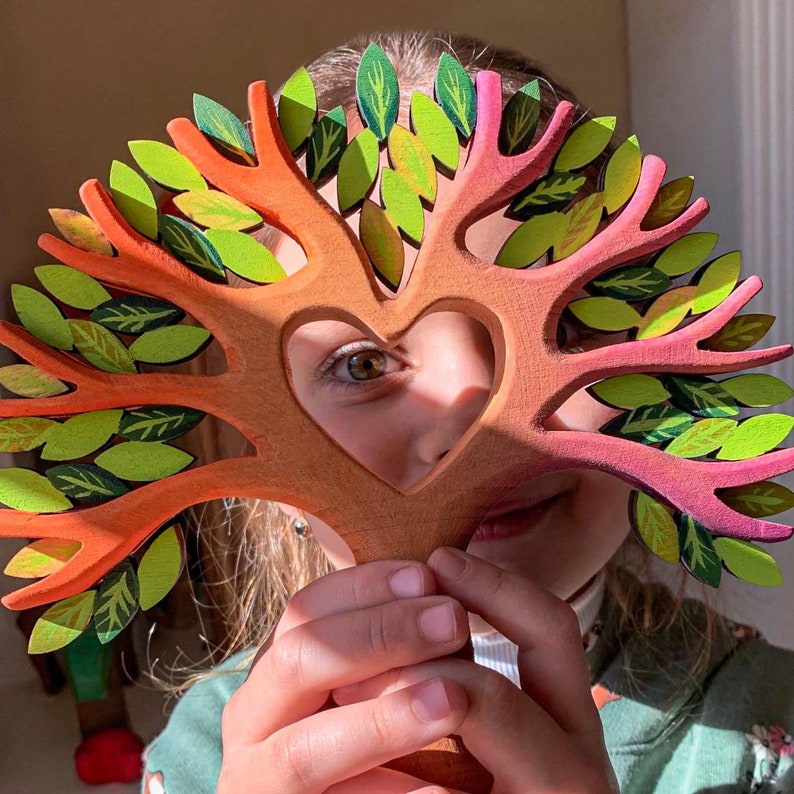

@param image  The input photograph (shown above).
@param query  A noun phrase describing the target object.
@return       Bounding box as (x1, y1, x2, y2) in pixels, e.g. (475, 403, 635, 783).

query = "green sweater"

(142, 586, 794, 793)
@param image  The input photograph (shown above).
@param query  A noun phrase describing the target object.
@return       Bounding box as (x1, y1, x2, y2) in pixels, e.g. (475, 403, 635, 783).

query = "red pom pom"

(74, 728, 144, 784)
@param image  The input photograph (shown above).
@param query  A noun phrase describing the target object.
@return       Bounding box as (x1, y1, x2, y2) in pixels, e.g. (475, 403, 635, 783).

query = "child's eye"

(339, 349, 388, 381)
(320, 342, 407, 385)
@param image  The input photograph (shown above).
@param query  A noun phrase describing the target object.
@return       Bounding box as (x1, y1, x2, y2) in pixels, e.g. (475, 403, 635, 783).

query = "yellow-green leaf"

(138, 526, 185, 610)
(556, 192, 603, 258)
(692, 251, 741, 313)
(568, 297, 641, 332)
(589, 374, 671, 409)
(380, 168, 424, 242)
(713, 538, 783, 587)
(68, 320, 137, 374)
(109, 160, 159, 239)
(716, 414, 794, 461)
(0, 364, 69, 398)
(35, 265, 111, 310)
(204, 229, 285, 283)
(635, 286, 695, 340)
(359, 199, 404, 290)
(95, 441, 194, 481)
(555, 117, 616, 171)
(4, 538, 81, 578)
(642, 176, 694, 229)
(173, 190, 262, 231)
(0, 468, 73, 512)
(664, 418, 737, 458)
(603, 135, 641, 214)
(129, 326, 212, 364)
(128, 140, 207, 192)
(29, 591, 96, 654)
(48, 208, 113, 255)
(720, 374, 794, 407)
(653, 232, 719, 277)
(11, 284, 73, 350)
(337, 129, 380, 212)
(388, 124, 437, 202)
(278, 67, 317, 152)
(631, 491, 679, 563)
(410, 91, 459, 172)
(496, 212, 567, 268)
(719, 481, 794, 518)
(41, 410, 122, 461)
(0, 417, 56, 453)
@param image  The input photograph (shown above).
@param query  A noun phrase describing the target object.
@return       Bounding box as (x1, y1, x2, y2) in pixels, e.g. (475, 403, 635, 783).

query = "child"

(142, 32, 794, 793)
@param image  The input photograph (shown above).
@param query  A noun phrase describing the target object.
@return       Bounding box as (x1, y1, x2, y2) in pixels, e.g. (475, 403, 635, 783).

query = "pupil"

(348, 351, 386, 380)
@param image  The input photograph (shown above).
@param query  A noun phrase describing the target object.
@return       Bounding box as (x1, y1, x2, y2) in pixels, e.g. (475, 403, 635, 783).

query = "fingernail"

(420, 602, 456, 643)
(430, 547, 467, 581)
(412, 679, 451, 723)
(389, 565, 424, 599)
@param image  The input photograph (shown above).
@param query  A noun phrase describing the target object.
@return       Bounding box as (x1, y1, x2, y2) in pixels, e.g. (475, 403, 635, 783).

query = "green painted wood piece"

(509, 172, 587, 219)
(664, 417, 737, 458)
(46, 463, 130, 502)
(356, 43, 399, 141)
(592, 266, 670, 301)
(693, 251, 741, 313)
(603, 135, 641, 214)
(380, 168, 424, 242)
(11, 285, 73, 350)
(68, 319, 137, 374)
(435, 53, 476, 138)
(40, 410, 122, 461)
(129, 326, 211, 365)
(499, 80, 541, 156)
(554, 117, 616, 172)
(94, 561, 140, 644)
(0, 468, 73, 512)
(635, 287, 694, 340)
(716, 414, 794, 461)
(359, 199, 405, 290)
(496, 212, 566, 268)
(109, 160, 159, 239)
(589, 374, 671, 409)
(653, 232, 719, 277)
(630, 491, 679, 563)
(703, 314, 775, 352)
(91, 295, 185, 335)
(568, 296, 641, 331)
(4, 538, 81, 578)
(0, 364, 69, 398)
(159, 214, 226, 282)
(720, 374, 794, 407)
(61, 629, 112, 702)
(278, 66, 317, 152)
(28, 591, 97, 654)
(388, 125, 437, 202)
(119, 406, 205, 442)
(35, 265, 111, 310)
(0, 417, 57, 453)
(410, 91, 460, 172)
(557, 193, 604, 258)
(719, 480, 794, 518)
(193, 93, 255, 162)
(173, 190, 262, 231)
(306, 106, 348, 185)
(95, 441, 194, 481)
(48, 208, 114, 255)
(678, 514, 722, 587)
(128, 140, 208, 192)
(337, 129, 380, 212)
(663, 375, 739, 418)
(642, 175, 694, 229)
(713, 538, 783, 587)
(602, 405, 693, 444)
(138, 526, 185, 610)
(204, 229, 286, 283)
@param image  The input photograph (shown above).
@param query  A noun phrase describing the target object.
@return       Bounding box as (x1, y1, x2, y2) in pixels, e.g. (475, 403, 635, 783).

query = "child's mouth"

(471, 491, 567, 543)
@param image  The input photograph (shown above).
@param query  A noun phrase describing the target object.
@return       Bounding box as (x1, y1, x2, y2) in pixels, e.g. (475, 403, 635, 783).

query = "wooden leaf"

(95, 441, 194, 481)
(630, 491, 679, 563)
(712, 538, 783, 587)
(719, 480, 794, 518)
(91, 295, 185, 335)
(159, 214, 226, 282)
(499, 80, 541, 156)
(692, 251, 741, 313)
(173, 190, 262, 231)
(11, 284, 73, 350)
(380, 168, 424, 242)
(359, 199, 404, 290)
(435, 52, 476, 138)
(642, 175, 694, 230)
(278, 66, 317, 152)
(129, 326, 212, 364)
(193, 94, 255, 163)
(40, 410, 122, 461)
(410, 91, 459, 172)
(554, 117, 616, 172)
(109, 160, 159, 239)
(664, 375, 739, 418)
(603, 135, 641, 214)
(4, 539, 81, 578)
(567, 297, 641, 332)
(46, 463, 130, 502)
(591, 266, 670, 301)
(509, 172, 587, 220)
(720, 374, 794, 407)
(356, 44, 399, 141)
(204, 229, 286, 284)
(0, 417, 56, 453)
(95, 561, 140, 644)
(556, 193, 604, 258)
(496, 212, 567, 269)
(589, 374, 671, 409)
(664, 417, 737, 458)
(0, 364, 68, 398)
(0, 468, 73, 512)
(653, 232, 719, 277)
(68, 319, 137, 374)
(48, 208, 113, 255)
(28, 591, 96, 654)
(388, 124, 437, 202)
(602, 405, 693, 444)
(35, 265, 111, 310)
(702, 314, 775, 352)
(678, 514, 722, 587)
(128, 140, 207, 192)
(716, 414, 794, 461)
(119, 406, 205, 442)
(337, 129, 380, 212)
(307, 106, 348, 185)
(635, 286, 695, 340)
(138, 525, 186, 610)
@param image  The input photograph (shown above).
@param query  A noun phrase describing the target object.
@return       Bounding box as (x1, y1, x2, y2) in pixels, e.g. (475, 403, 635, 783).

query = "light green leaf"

(692, 251, 741, 313)
(435, 53, 476, 138)
(630, 491, 679, 563)
(193, 94, 255, 163)
(359, 199, 404, 290)
(41, 410, 122, 461)
(653, 232, 719, 277)
(410, 91, 459, 172)
(11, 285, 73, 350)
(496, 212, 567, 268)
(603, 135, 641, 214)
(129, 326, 211, 364)
(380, 168, 424, 242)
(4, 539, 81, 578)
(0, 468, 73, 512)
(0, 364, 68, 398)
(557, 193, 604, 259)
(664, 418, 737, 458)
(204, 229, 286, 283)
(720, 374, 794, 407)
(68, 320, 137, 374)
(713, 538, 783, 587)
(635, 286, 695, 340)
(48, 208, 113, 255)
(278, 66, 317, 152)
(29, 591, 96, 654)
(337, 129, 380, 212)
(95, 441, 194, 481)
(173, 190, 262, 231)
(35, 265, 111, 310)
(567, 297, 641, 332)
(716, 414, 794, 461)
(0, 417, 57, 453)
(554, 117, 616, 171)
(589, 374, 671, 409)
(356, 44, 400, 141)
(138, 526, 185, 610)
(499, 80, 541, 156)
(128, 140, 207, 192)
(95, 561, 140, 644)
(109, 160, 159, 239)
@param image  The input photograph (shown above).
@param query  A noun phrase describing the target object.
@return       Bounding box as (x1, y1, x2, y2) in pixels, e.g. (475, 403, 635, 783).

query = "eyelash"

(315, 341, 407, 388)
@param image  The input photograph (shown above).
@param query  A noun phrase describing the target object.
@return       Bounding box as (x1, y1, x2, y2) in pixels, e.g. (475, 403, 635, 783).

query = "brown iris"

(347, 350, 387, 380)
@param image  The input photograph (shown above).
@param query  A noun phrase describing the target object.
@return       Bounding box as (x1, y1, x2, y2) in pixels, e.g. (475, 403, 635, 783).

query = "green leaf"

(554, 117, 616, 171)
(435, 52, 476, 138)
(158, 214, 226, 282)
(128, 326, 211, 364)
(567, 297, 641, 332)
(359, 199, 405, 290)
(719, 480, 794, 518)
(119, 406, 205, 442)
(48, 208, 114, 255)
(630, 491, 679, 563)
(410, 91, 459, 172)
(663, 375, 739, 418)
(4, 538, 81, 578)
(635, 286, 695, 340)
(712, 538, 783, 587)
(46, 463, 130, 502)
(664, 417, 737, 458)
(337, 129, 380, 212)
(388, 124, 437, 202)
(35, 265, 111, 310)
(138, 525, 185, 610)
(557, 193, 604, 259)
(653, 232, 719, 277)
(642, 176, 694, 230)
(678, 514, 722, 587)
(692, 251, 741, 313)
(0, 417, 57, 453)
(11, 285, 73, 350)
(204, 229, 286, 283)
(128, 140, 207, 192)
(380, 168, 424, 242)
(703, 314, 775, 352)
(29, 591, 96, 654)
(95, 561, 140, 644)
(356, 43, 399, 141)
(95, 441, 194, 481)
(720, 374, 794, 407)
(496, 212, 567, 268)
(306, 106, 347, 185)
(193, 94, 255, 163)
(40, 410, 122, 461)
(602, 405, 694, 444)
(68, 319, 137, 374)
(173, 190, 262, 231)
(716, 414, 794, 461)
(591, 266, 670, 300)
(509, 172, 587, 219)
(499, 80, 541, 156)
(603, 135, 641, 214)
(0, 468, 73, 512)
(0, 364, 68, 398)
(109, 160, 159, 239)
(278, 66, 317, 152)
(91, 295, 185, 334)
(589, 374, 671, 409)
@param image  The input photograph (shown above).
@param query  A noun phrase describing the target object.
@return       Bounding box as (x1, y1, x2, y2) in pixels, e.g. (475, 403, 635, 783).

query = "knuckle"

(267, 730, 316, 792)
(267, 631, 309, 690)
(476, 669, 520, 724)
(366, 607, 392, 657)
(550, 601, 582, 646)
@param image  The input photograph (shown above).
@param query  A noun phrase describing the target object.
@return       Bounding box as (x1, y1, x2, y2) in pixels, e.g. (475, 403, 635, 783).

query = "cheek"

(547, 386, 620, 432)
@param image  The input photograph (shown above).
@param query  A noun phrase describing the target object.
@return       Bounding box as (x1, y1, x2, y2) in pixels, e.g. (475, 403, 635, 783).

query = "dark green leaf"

(508, 172, 586, 219)
(663, 375, 739, 418)
(601, 405, 694, 444)
(356, 44, 399, 140)
(499, 80, 541, 156)
(119, 406, 205, 442)
(435, 53, 476, 138)
(591, 267, 671, 300)
(91, 296, 185, 335)
(307, 107, 347, 185)
(677, 514, 722, 588)
(95, 561, 139, 644)
(158, 214, 226, 282)
(46, 463, 130, 502)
